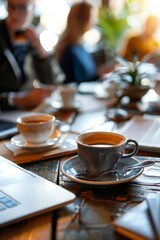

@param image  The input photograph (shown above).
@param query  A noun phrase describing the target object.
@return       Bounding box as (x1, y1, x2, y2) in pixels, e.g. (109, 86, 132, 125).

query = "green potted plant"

(111, 54, 158, 102)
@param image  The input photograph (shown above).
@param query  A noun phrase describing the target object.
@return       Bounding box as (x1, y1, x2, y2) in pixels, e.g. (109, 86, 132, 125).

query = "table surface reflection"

(0, 90, 160, 240)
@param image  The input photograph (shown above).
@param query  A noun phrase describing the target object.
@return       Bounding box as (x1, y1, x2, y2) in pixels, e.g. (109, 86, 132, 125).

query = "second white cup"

(17, 113, 60, 144)
(59, 86, 76, 107)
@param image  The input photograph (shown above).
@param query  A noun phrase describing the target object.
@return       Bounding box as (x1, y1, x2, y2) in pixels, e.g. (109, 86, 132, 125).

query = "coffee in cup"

(76, 131, 139, 176)
(16, 114, 60, 144)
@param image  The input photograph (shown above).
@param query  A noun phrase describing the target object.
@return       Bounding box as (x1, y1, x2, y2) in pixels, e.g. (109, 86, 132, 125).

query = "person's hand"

(97, 61, 116, 78)
(24, 27, 47, 59)
(13, 85, 55, 110)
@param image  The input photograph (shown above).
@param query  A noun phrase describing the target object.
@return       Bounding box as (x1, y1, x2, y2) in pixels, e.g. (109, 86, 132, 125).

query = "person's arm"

(11, 87, 54, 110)
(32, 54, 54, 85)
(0, 92, 17, 111)
(97, 60, 116, 78)
(24, 27, 47, 59)
(121, 36, 139, 61)
(0, 86, 55, 111)
(0, 39, 22, 111)
(25, 28, 54, 85)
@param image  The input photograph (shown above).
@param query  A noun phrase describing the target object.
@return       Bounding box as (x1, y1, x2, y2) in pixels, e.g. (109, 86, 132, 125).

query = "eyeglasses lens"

(8, 3, 33, 12)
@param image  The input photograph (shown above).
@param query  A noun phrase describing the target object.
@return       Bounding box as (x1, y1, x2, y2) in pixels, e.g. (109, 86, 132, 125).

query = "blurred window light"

(37, 0, 69, 51)
(40, 30, 58, 52)
(83, 27, 102, 53)
(143, 0, 160, 16)
(83, 27, 101, 44)
(38, 0, 69, 34)
(0, 3, 7, 19)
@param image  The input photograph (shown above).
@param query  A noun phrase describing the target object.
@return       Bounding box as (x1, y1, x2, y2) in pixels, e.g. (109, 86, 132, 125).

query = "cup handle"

(122, 139, 139, 158)
(50, 120, 61, 138)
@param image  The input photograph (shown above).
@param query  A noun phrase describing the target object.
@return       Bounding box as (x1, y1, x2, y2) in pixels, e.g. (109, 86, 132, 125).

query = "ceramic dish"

(51, 99, 81, 110)
(11, 134, 59, 149)
(61, 155, 143, 185)
(105, 108, 132, 122)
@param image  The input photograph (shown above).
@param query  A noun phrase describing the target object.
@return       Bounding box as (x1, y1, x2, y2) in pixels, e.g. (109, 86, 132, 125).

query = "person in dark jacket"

(0, 0, 55, 111)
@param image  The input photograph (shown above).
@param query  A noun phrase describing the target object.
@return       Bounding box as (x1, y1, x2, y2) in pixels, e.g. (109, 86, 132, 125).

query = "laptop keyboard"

(0, 161, 58, 212)
(0, 191, 18, 211)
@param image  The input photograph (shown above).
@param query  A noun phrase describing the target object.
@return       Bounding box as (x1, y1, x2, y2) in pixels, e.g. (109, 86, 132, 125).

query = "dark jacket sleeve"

(0, 21, 23, 111)
(0, 20, 55, 111)
(32, 53, 54, 85)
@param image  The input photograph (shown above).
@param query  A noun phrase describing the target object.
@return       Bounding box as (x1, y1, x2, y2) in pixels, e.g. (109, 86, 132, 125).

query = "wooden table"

(0, 92, 160, 240)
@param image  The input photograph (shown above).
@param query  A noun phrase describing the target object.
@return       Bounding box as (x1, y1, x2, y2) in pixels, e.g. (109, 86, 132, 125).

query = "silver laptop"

(0, 156, 75, 228)
(0, 119, 18, 140)
(0, 111, 46, 139)
(0, 111, 31, 139)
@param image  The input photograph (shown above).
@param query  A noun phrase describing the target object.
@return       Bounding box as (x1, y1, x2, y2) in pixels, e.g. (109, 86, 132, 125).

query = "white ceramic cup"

(16, 114, 60, 144)
(76, 131, 139, 176)
(59, 86, 76, 107)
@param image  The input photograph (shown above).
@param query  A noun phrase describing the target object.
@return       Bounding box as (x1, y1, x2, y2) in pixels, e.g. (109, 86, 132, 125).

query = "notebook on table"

(118, 115, 160, 152)
(0, 156, 75, 228)
(113, 194, 160, 240)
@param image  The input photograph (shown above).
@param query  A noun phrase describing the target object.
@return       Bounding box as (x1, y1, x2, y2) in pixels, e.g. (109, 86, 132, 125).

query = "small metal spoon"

(76, 160, 155, 181)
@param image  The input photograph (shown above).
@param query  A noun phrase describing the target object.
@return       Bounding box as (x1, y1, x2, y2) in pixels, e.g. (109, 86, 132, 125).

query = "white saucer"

(11, 134, 59, 149)
(51, 99, 81, 110)
(61, 155, 143, 185)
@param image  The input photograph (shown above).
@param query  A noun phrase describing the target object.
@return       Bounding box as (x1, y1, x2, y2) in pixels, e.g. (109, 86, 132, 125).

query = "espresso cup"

(16, 114, 61, 144)
(76, 131, 139, 176)
(58, 86, 76, 107)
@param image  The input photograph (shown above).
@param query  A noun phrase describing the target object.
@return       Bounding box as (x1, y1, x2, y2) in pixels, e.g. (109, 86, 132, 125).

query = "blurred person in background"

(54, 1, 115, 86)
(0, 0, 55, 111)
(121, 15, 160, 61)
